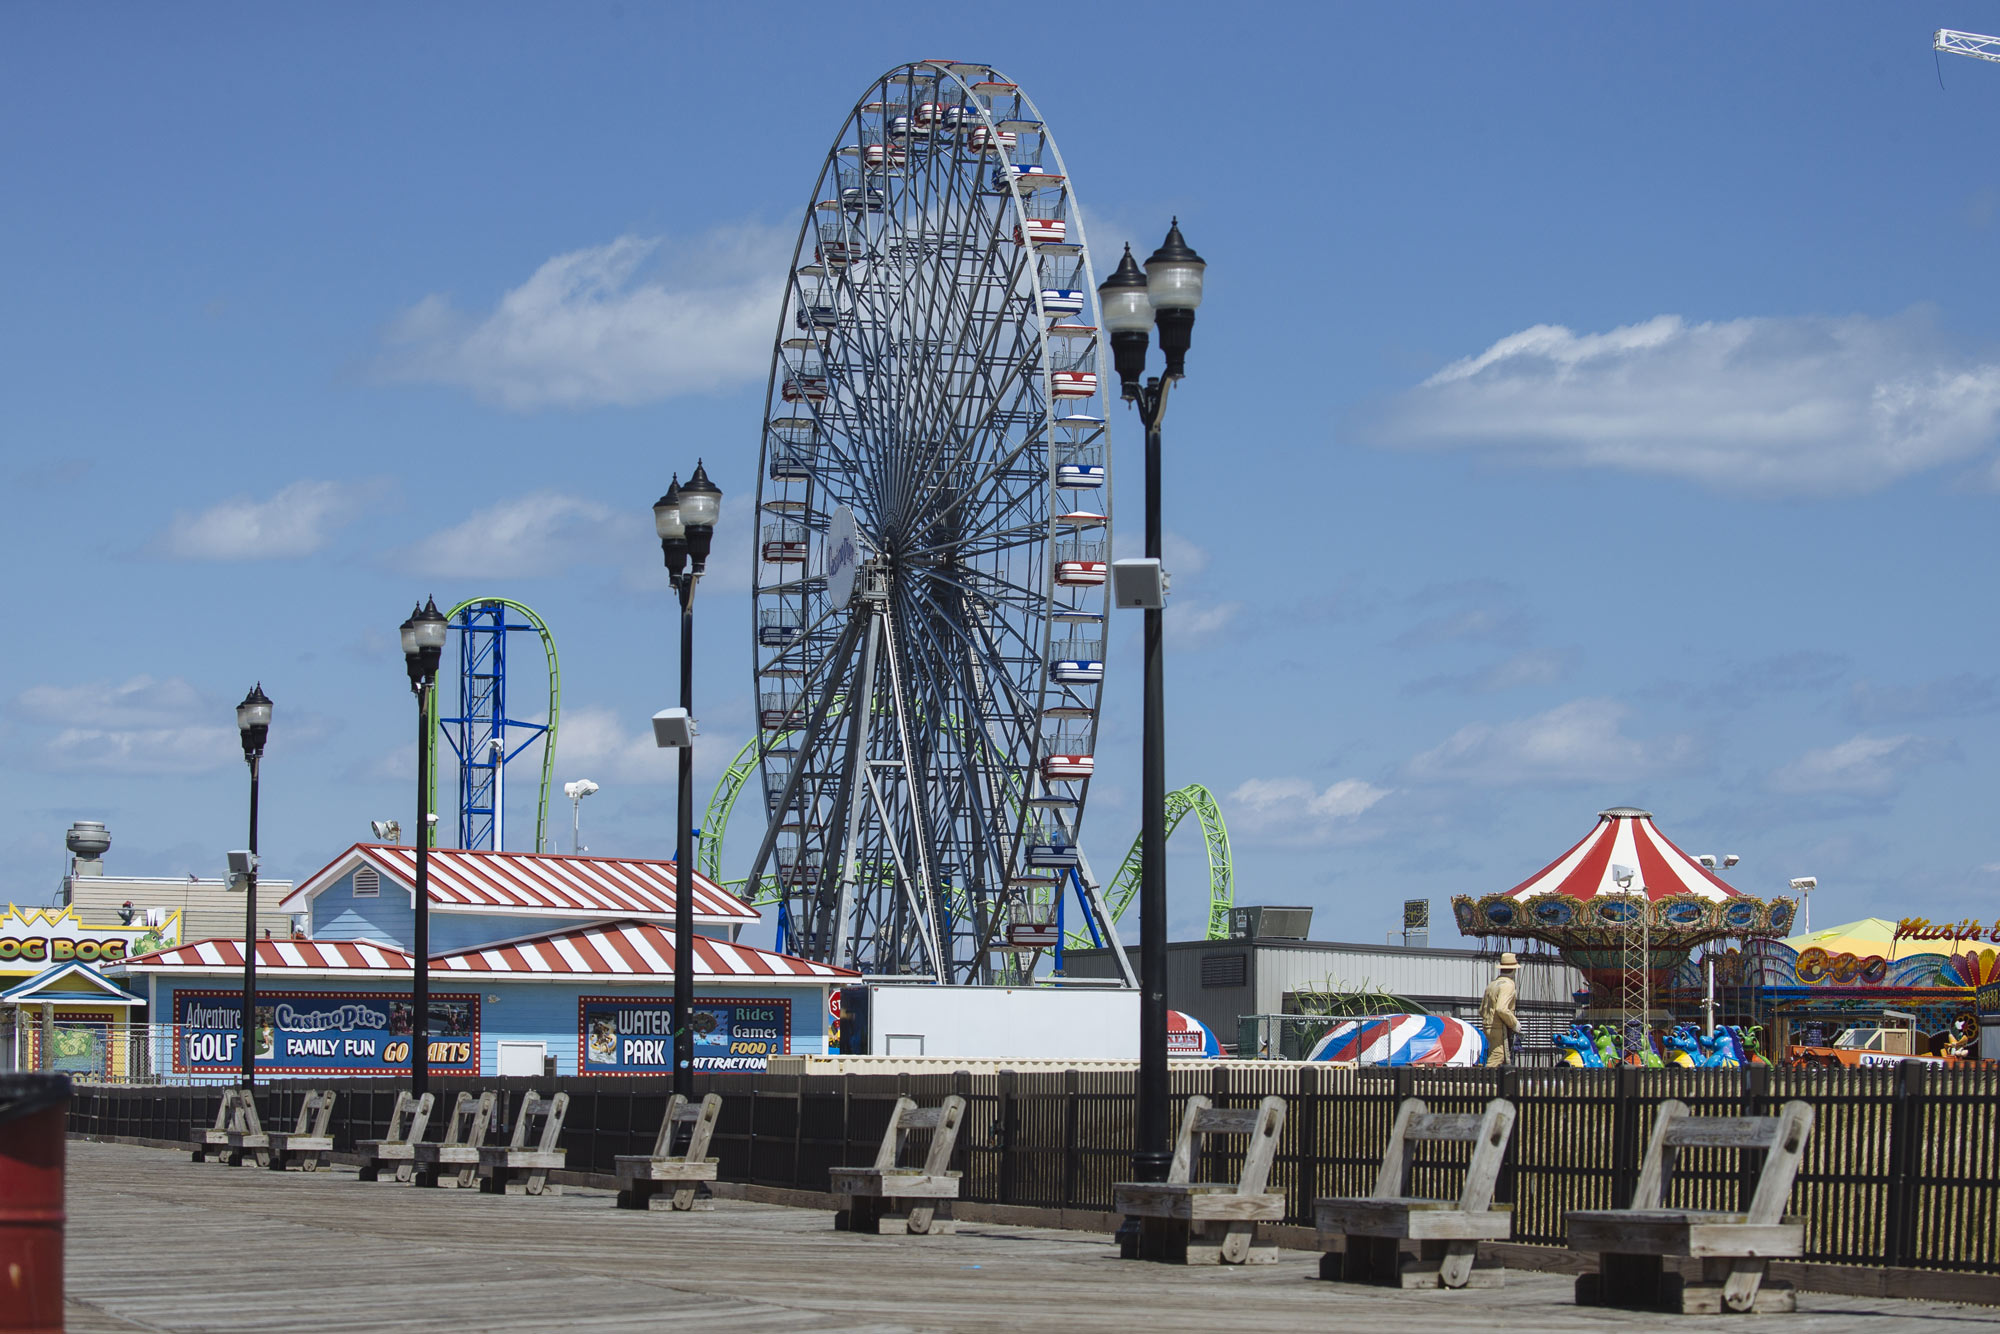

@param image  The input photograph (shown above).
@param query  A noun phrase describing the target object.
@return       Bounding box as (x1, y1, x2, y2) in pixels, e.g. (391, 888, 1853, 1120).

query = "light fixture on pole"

(1097, 221, 1204, 1213)
(564, 779, 599, 854)
(234, 683, 272, 1089)
(653, 461, 723, 1102)
(1789, 877, 1816, 934)
(1693, 853, 1740, 1037)
(400, 596, 448, 1096)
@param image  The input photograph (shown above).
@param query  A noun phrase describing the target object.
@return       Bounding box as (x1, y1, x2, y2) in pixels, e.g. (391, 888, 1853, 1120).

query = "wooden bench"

(1112, 1094, 1287, 1265)
(614, 1092, 722, 1211)
(190, 1088, 258, 1164)
(1314, 1096, 1517, 1289)
(260, 1089, 338, 1172)
(410, 1090, 499, 1189)
(828, 1094, 966, 1235)
(1568, 1098, 1816, 1315)
(477, 1090, 570, 1196)
(356, 1091, 436, 1183)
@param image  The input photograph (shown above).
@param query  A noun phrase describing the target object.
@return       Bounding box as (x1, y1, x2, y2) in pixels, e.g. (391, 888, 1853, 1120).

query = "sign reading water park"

(173, 989, 480, 1075)
(0, 904, 181, 978)
(579, 996, 790, 1073)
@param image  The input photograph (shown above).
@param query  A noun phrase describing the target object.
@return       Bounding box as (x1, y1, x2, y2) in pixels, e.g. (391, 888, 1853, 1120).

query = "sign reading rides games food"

(173, 990, 480, 1075)
(579, 996, 791, 1073)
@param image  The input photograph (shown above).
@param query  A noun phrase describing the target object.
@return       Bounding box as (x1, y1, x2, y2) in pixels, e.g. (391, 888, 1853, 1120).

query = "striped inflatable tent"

(1166, 1009, 1220, 1058)
(1306, 1014, 1485, 1067)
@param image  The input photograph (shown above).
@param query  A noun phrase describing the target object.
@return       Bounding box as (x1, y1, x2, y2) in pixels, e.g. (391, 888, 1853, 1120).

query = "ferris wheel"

(742, 61, 1131, 984)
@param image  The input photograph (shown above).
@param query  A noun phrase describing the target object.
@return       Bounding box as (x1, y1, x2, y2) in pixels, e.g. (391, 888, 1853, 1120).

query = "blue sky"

(5, 4, 1998, 949)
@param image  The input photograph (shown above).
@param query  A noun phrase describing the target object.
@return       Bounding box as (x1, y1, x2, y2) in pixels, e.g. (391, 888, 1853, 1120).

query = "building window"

(353, 867, 380, 898)
(1200, 953, 1247, 988)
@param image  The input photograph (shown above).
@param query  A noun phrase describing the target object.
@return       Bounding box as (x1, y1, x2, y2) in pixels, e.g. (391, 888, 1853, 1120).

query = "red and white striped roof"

(283, 844, 759, 925)
(1504, 807, 1740, 903)
(117, 937, 414, 976)
(433, 920, 855, 984)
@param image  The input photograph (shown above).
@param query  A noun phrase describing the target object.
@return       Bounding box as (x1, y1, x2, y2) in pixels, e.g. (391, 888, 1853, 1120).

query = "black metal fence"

(67, 1061, 2000, 1275)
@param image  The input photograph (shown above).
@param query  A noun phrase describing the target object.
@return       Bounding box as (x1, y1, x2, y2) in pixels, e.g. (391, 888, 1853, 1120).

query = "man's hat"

(1498, 952, 1519, 970)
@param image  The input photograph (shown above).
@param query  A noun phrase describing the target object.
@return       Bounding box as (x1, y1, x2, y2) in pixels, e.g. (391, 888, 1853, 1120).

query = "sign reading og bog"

(579, 996, 791, 1073)
(173, 990, 480, 1075)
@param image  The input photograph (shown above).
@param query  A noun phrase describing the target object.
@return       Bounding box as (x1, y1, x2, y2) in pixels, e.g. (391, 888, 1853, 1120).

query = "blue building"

(109, 844, 854, 1079)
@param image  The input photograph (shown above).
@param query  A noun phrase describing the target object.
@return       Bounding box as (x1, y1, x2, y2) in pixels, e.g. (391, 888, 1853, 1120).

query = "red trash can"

(0, 1074, 70, 1334)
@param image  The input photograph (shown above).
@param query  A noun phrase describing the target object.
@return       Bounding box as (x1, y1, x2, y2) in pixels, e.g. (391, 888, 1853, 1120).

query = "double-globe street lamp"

(234, 684, 273, 1089)
(653, 461, 723, 1101)
(400, 597, 449, 1095)
(1097, 220, 1206, 1191)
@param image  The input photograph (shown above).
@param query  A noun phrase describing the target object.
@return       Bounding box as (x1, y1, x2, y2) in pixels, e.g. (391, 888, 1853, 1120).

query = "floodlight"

(564, 779, 600, 801)
(1789, 876, 1817, 891)
(1722, 854, 1740, 868)
(370, 819, 401, 843)
(1696, 854, 1717, 870)
(1610, 863, 1636, 890)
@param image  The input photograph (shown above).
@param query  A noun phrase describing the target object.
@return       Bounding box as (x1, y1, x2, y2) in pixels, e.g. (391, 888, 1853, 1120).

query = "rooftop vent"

(66, 821, 110, 876)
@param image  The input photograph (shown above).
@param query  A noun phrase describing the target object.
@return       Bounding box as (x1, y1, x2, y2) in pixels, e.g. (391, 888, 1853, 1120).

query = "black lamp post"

(234, 684, 272, 1090)
(1098, 220, 1205, 1192)
(400, 596, 448, 1095)
(654, 460, 722, 1101)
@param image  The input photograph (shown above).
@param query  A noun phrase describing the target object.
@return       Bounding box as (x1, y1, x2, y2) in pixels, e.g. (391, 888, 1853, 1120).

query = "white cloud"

(402, 492, 622, 578)
(1406, 697, 1699, 785)
(16, 675, 209, 728)
(554, 706, 744, 787)
(1228, 777, 1391, 843)
(1768, 733, 1950, 796)
(156, 480, 376, 559)
(14, 676, 239, 774)
(1167, 600, 1241, 648)
(1375, 310, 2000, 494)
(1408, 648, 1575, 696)
(1113, 529, 1209, 576)
(41, 726, 240, 775)
(377, 229, 789, 410)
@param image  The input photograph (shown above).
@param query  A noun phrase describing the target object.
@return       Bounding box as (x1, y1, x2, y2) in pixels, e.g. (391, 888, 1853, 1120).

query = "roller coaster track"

(701, 733, 1235, 949)
(422, 596, 560, 853)
(1071, 783, 1234, 947)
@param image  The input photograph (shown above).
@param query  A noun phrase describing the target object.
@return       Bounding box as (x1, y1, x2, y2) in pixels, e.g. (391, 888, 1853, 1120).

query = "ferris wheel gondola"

(741, 62, 1130, 984)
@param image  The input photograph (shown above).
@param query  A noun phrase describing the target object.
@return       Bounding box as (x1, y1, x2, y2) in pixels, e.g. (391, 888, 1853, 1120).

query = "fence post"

(1495, 1066, 1519, 1208)
(995, 1068, 1016, 1206)
(1886, 1059, 1925, 1267)
(1062, 1068, 1081, 1208)
(1294, 1063, 1319, 1223)
(1611, 1064, 1640, 1209)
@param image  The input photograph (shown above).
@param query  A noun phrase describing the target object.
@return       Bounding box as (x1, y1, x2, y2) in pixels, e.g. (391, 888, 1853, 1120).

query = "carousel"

(1452, 807, 1796, 1021)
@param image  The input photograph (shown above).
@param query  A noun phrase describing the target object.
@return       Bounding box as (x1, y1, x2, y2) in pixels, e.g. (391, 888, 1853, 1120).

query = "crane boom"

(1936, 29, 2000, 65)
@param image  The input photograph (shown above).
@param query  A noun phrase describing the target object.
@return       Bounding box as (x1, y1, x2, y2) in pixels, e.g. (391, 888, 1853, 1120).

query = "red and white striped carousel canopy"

(1503, 807, 1740, 903)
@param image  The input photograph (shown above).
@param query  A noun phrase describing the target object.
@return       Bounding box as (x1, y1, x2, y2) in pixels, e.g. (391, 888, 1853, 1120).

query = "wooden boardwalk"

(62, 1141, 2000, 1333)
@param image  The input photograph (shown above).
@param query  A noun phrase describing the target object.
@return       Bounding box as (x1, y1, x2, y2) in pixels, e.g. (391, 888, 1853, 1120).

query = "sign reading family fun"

(174, 990, 480, 1075)
(579, 996, 791, 1073)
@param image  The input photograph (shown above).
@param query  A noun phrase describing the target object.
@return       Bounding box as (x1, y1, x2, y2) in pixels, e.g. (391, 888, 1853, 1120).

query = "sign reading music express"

(174, 990, 480, 1075)
(579, 996, 791, 1073)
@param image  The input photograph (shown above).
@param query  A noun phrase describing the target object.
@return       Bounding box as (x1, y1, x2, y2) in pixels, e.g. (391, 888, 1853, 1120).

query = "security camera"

(1789, 876, 1816, 891)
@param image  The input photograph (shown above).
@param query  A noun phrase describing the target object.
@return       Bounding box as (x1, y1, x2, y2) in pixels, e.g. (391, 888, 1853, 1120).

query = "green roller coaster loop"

(1070, 783, 1235, 948)
(422, 597, 561, 853)
(699, 725, 1236, 951)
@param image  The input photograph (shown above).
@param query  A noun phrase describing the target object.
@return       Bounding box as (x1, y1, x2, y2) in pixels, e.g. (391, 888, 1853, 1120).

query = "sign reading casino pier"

(579, 996, 791, 1073)
(173, 990, 480, 1075)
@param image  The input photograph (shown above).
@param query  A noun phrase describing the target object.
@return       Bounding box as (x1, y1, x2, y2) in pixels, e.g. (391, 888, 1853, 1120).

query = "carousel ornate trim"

(1451, 891, 1797, 950)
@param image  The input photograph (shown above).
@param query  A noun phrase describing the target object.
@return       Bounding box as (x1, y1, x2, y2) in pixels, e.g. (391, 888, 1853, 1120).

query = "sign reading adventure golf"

(173, 990, 480, 1075)
(578, 996, 791, 1073)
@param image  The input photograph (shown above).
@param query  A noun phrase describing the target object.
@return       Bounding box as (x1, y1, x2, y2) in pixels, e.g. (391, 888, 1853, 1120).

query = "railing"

(64, 1062, 2000, 1274)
